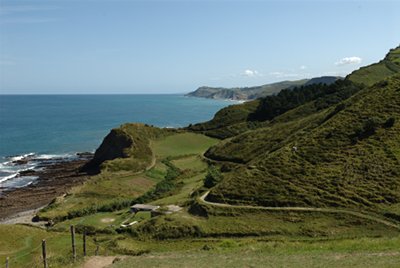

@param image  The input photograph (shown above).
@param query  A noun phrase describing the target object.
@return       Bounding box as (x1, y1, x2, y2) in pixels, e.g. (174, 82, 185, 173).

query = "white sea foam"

(9, 153, 35, 162)
(0, 152, 78, 189)
(0, 176, 38, 188)
(0, 173, 18, 183)
(34, 153, 76, 160)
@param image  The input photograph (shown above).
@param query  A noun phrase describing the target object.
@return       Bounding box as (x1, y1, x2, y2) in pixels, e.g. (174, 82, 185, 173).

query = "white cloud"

(335, 56, 362, 66)
(300, 65, 307, 70)
(269, 71, 300, 78)
(242, 69, 261, 77)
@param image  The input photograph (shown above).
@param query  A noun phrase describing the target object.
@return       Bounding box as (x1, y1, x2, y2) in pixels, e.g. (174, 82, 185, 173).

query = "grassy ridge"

(348, 46, 400, 86)
(188, 100, 262, 139)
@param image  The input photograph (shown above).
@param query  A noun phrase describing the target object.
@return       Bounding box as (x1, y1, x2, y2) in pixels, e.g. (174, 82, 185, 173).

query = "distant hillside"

(186, 76, 341, 100)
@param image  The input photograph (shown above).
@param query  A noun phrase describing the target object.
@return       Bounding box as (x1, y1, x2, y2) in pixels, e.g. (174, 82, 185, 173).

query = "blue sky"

(0, 0, 399, 94)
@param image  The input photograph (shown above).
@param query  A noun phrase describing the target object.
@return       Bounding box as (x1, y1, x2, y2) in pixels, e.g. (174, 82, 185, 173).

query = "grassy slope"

(347, 45, 400, 86)
(36, 170, 158, 221)
(38, 131, 218, 226)
(0, 225, 99, 268)
(111, 237, 400, 268)
(208, 74, 400, 214)
(188, 100, 267, 139)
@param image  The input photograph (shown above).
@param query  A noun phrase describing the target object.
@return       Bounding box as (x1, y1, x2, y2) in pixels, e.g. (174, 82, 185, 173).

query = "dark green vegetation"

(186, 76, 341, 100)
(187, 79, 361, 139)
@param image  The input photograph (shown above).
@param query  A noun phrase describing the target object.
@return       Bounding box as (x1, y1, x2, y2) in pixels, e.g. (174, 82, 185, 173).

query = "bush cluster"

(204, 166, 223, 188)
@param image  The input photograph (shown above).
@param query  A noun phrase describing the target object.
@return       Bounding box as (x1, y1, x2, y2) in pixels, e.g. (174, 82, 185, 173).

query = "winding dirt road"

(199, 191, 400, 230)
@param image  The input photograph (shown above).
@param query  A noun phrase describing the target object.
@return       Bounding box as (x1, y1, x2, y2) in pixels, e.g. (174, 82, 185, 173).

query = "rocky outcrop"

(82, 128, 133, 173)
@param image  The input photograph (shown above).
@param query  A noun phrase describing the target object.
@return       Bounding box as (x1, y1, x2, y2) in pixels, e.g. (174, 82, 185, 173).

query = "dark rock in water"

(76, 152, 94, 158)
(12, 159, 29, 165)
(19, 169, 36, 175)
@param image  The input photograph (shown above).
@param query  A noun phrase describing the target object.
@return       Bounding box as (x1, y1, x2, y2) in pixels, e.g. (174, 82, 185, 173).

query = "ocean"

(0, 94, 234, 189)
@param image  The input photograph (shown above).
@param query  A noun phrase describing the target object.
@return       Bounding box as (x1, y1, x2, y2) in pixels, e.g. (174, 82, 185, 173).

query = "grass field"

(152, 132, 218, 157)
(110, 236, 400, 268)
(37, 171, 157, 221)
(0, 225, 98, 268)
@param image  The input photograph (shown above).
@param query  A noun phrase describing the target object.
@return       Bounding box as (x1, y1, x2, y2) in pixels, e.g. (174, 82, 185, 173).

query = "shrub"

(384, 117, 396, 128)
(204, 166, 223, 188)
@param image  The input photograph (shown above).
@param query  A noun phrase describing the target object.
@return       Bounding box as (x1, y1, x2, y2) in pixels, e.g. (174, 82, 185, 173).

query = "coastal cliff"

(186, 76, 341, 100)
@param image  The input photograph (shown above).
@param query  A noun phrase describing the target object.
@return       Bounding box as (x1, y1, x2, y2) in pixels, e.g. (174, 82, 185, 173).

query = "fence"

(3, 225, 100, 268)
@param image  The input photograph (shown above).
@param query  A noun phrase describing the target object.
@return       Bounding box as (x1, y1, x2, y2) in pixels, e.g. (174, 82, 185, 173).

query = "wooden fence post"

(70, 225, 76, 261)
(83, 228, 87, 257)
(42, 239, 47, 268)
(5, 257, 9, 268)
(95, 245, 99, 256)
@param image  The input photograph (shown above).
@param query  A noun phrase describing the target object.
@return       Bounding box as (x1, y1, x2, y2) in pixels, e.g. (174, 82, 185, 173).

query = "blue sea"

(0, 94, 235, 188)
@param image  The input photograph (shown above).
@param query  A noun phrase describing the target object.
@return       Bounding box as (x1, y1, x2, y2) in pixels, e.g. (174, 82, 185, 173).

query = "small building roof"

(131, 204, 160, 211)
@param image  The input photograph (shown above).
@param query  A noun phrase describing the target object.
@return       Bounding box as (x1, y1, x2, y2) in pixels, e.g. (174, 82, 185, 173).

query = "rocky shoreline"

(0, 155, 92, 221)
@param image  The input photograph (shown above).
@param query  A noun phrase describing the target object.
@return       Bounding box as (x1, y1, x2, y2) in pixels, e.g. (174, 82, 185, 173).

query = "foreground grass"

(0, 225, 99, 268)
(110, 236, 400, 268)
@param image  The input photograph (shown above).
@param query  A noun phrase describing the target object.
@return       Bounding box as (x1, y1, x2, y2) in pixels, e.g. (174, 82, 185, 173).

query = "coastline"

(0, 156, 91, 222)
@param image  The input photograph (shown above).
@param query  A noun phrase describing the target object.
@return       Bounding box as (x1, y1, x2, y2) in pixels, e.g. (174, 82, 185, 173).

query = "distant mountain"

(186, 76, 341, 100)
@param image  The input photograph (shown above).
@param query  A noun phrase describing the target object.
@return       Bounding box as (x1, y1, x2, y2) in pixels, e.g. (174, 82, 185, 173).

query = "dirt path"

(146, 141, 157, 171)
(82, 256, 126, 268)
(199, 191, 400, 230)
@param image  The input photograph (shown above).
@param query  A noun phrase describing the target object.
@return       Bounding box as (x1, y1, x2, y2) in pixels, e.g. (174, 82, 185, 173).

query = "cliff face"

(82, 128, 133, 173)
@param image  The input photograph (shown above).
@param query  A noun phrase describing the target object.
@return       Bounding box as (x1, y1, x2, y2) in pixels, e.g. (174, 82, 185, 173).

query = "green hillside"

(206, 74, 400, 215)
